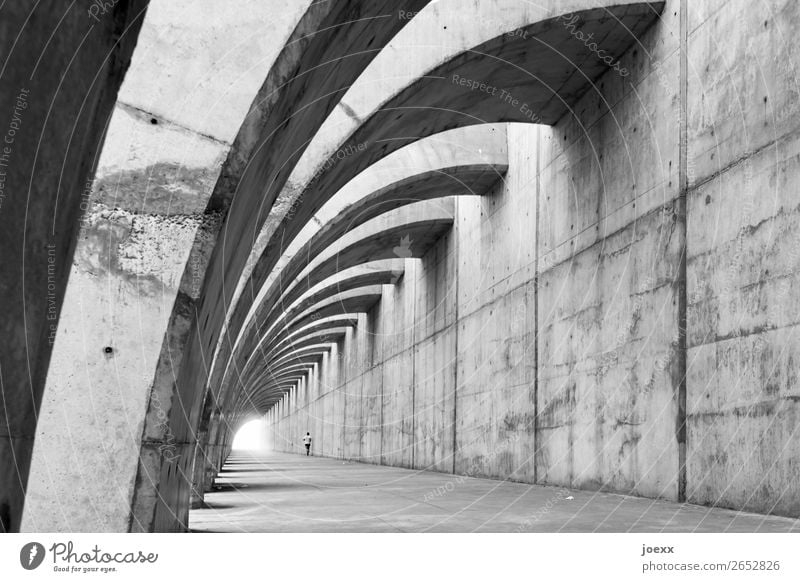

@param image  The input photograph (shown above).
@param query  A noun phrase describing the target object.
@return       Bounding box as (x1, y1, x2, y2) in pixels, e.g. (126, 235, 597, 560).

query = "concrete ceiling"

(194, 3, 663, 431)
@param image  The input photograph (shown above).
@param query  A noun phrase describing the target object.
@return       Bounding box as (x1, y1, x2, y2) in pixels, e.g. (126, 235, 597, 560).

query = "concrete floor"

(189, 452, 800, 533)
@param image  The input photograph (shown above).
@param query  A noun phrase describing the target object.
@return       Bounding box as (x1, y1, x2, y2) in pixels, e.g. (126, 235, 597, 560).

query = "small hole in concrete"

(705, 195, 712, 205)
(150, 118, 158, 125)
(103, 346, 114, 355)
(764, 96, 768, 103)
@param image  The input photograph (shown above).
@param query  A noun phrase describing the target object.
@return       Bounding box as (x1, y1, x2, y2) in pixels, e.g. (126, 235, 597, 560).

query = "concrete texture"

(199, 4, 664, 523)
(0, 0, 147, 533)
(684, 0, 800, 516)
(10, 0, 800, 533)
(190, 452, 799, 532)
(21, 0, 307, 533)
(269, 0, 800, 523)
(139, 0, 432, 532)
(208, 3, 663, 450)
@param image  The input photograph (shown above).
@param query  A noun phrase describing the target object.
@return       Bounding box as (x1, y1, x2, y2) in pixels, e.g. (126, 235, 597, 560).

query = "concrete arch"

(255, 261, 406, 355)
(183, 8, 664, 510)
(222, 163, 503, 389)
(230, 203, 455, 396)
(222, 124, 507, 367)
(20, 0, 316, 533)
(206, 2, 664, 407)
(268, 330, 349, 366)
(127, 0, 431, 532)
(200, 126, 508, 456)
(267, 345, 333, 374)
(117, 1, 664, 532)
(0, 1, 148, 533)
(261, 315, 363, 366)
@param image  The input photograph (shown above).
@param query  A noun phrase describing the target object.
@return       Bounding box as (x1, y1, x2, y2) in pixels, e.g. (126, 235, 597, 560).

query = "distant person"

(303, 432, 312, 456)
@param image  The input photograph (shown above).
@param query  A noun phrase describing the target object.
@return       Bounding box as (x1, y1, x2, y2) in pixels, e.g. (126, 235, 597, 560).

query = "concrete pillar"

(0, 0, 146, 533)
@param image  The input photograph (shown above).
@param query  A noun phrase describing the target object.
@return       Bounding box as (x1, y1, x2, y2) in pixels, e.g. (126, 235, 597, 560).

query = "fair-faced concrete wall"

(0, 0, 147, 533)
(684, 0, 800, 516)
(269, 0, 800, 519)
(20, 0, 307, 532)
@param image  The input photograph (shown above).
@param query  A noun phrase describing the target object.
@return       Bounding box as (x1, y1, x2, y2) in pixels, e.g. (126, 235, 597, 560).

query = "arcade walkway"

(189, 452, 799, 533)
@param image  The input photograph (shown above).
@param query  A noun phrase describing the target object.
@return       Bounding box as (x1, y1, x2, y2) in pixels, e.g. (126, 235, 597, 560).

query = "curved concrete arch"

(200, 127, 508, 451)
(252, 372, 308, 392)
(20, 0, 315, 533)
(135, 0, 431, 532)
(220, 125, 507, 378)
(214, 263, 407, 421)
(265, 325, 360, 365)
(223, 164, 502, 387)
(246, 347, 337, 396)
(267, 345, 334, 375)
(268, 329, 350, 366)
(252, 286, 388, 368)
(243, 359, 323, 403)
(208, 1, 663, 381)
(252, 3, 665, 292)
(232, 206, 454, 392)
(245, 359, 318, 401)
(211, 1, 661, 392)
(271, 289, 386, 350)
(195, 5, 662, 485)
(149, 1, 664, 531)
(195, 208, 454, 492)
(258, 315, 362, 370)
(0, 2, 148, 533)
(241, 377, 305, 404)
(246, 357, 330, 407)
(256, 261, 406, 355)
(215, 172, 487, 417)
(240, 387, 299, 417)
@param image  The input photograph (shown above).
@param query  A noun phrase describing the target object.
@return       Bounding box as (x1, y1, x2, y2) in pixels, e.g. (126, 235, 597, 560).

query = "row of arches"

(13, 0, 799, 533)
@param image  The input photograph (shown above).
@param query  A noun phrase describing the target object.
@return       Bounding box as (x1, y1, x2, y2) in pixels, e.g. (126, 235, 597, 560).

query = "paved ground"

(189, 451, 800, 533)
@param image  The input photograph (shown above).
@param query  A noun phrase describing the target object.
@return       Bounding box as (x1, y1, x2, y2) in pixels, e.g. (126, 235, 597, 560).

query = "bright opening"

(232, 419, 268, 451)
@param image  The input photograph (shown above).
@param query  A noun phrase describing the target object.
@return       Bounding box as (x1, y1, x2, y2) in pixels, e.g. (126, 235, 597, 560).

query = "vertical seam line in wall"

(410, 262, 417, 470)
(379, 314, 385, 465)
(533, 126, 541, 485)
(358, 321, 364, 461)
(452, 197, 460, 475)
(677, 0, 689, 503)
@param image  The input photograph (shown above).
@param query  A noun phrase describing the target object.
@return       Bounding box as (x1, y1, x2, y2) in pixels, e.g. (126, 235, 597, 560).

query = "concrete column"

(1, 0, 147, 533)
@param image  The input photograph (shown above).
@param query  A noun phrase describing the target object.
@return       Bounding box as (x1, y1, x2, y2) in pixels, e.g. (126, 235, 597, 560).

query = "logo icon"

(20, 542, 46, 570)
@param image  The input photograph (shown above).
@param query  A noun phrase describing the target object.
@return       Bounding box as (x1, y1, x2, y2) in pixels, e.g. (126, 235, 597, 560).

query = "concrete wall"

(268, 0, 800, 518)
(0, 0, 147, 533)
(21, 0, 309, 532)
(685, 0, 800, 517)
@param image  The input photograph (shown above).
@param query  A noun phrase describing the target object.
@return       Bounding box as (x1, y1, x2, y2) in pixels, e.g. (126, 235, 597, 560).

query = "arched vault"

(137, 1, 664, 532)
